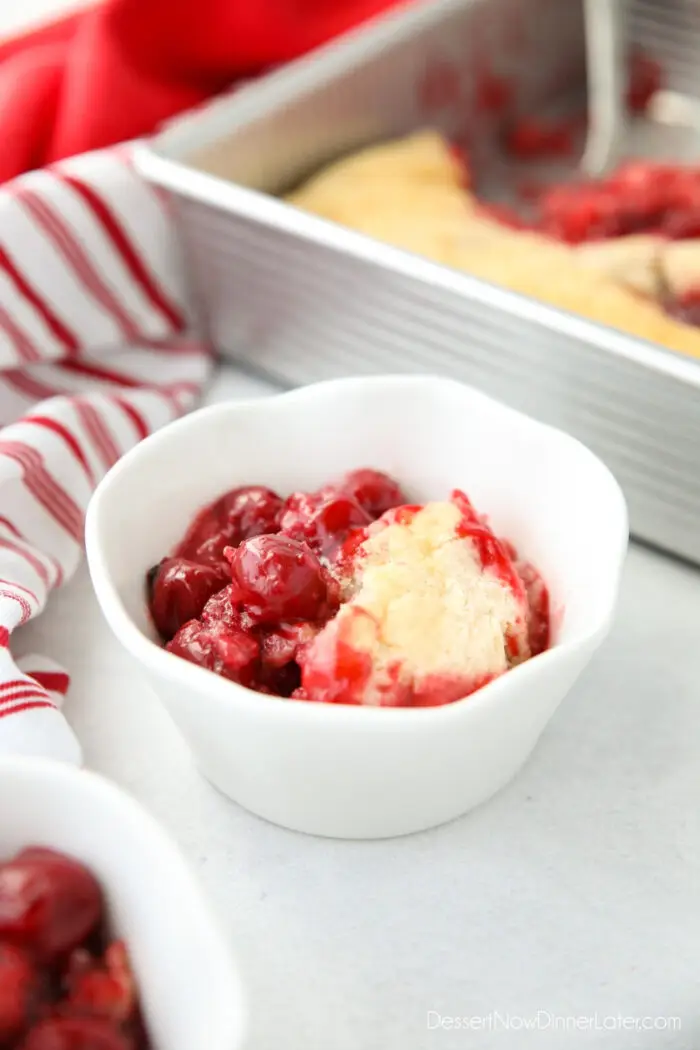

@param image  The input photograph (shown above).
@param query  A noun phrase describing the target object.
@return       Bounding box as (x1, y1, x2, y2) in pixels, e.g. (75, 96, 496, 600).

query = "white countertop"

(17, 365, 700, 1050)
(4, 5, 700, 1048)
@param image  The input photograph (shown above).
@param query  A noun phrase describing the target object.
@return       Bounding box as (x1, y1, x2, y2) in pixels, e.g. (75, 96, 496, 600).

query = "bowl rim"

(0, 755, 246, 1046)
(86, 374, 629, 725)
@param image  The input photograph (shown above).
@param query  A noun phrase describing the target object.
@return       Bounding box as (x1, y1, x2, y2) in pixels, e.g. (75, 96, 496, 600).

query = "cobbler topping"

(148, 469, 550, 708)
(0, 847, 150, 1049)
(476, 158, 700, 328)
(286, 43, 700, 347)
(298, 495, 531, 707)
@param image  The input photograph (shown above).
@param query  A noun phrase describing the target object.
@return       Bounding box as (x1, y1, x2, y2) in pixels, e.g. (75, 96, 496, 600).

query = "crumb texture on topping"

(154, 472, 549, 708)
(304, 501, 530, 705)
(287, 131, 700, 359)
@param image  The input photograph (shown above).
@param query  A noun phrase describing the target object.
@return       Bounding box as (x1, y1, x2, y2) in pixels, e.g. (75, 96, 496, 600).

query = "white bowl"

(86, 376, 628, 839)
(0, 757, 245, 1049)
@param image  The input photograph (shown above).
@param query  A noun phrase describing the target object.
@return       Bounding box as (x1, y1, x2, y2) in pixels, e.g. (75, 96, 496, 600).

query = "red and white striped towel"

(0, 147, 212, 764)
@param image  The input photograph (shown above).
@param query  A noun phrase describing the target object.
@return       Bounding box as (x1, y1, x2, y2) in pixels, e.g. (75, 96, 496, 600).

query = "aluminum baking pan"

(135, 0, 700, 566)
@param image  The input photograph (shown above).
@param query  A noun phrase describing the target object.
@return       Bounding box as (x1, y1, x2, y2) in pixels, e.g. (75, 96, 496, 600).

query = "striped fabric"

(0, 147, 212, 763)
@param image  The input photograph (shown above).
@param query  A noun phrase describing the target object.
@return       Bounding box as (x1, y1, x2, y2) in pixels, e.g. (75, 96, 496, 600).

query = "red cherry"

(260, 622, 319, 670)
(175, 486, 283, 567)
(63, 948, 94, 983)
(279, 492, 371, 561)
(21, 1016, 134, 1050)
(662, 210, 700, 239)
(475, 70, 512, 115)
(330, 469, 407, 519)
(314, 498, 372, 548)
(200, 584, 247, 629)
(166, 619, 259, 684)
(666, 171, 700, 214)
(539, 185, 623, 243)
(530, 158, 700, 245)
(504, 116, 576, 160)
(147, 558, 228, 642)
(608, 160, 673, 204)
(226, 535, 330, 625)
(0, 941, 37, 1043)
(0, 849, 102, 962)
(63, 941, 135, 1025)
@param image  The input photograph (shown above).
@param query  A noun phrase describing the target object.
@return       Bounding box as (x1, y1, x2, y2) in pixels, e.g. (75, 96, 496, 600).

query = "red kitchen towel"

(0, 147, 211, 762)
(0, 0, 401, 183)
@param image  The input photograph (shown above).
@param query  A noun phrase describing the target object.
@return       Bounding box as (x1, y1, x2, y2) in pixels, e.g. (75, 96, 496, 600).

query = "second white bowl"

(0, 757, 245, 1049)
(86, 376, 628, 839)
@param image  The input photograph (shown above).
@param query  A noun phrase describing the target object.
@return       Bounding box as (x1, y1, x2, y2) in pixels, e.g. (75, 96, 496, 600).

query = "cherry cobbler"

(147, 470, 550, 708)
(286, 131, 700, 358)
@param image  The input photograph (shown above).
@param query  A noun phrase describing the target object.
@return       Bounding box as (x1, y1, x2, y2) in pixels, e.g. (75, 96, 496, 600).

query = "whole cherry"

(176, 486, 283, 567)
(279, 492, 371, 562)
(0, 848, 102, 963)
(260, 622, 319, 670)
(330, 468, 407, 519)
(226, 535, 332, 625)
(63, 941, 135, 1026)
(200, 584, 247, 629)
(166, 619, 260, 685)
(147, 558, 228, 642)
(0, 941, 37, 1043)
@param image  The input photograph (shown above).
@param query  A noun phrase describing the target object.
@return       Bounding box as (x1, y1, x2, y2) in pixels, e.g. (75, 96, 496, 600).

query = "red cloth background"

(0, 0, 401, 183)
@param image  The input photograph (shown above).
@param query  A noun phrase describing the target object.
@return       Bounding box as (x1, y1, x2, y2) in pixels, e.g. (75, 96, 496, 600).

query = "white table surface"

(4, 4, 700, 1049)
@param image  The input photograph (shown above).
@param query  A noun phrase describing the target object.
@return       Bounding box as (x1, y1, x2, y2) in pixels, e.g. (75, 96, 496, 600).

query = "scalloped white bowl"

(86, 376, 628, 839)
(0, 757, 245, 1049)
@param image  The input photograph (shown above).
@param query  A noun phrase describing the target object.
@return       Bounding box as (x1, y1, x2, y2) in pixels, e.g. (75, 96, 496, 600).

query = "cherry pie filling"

(148, 469, 550, 708)
(480, 161, 700, 327)
(0, 847, 150, 1050)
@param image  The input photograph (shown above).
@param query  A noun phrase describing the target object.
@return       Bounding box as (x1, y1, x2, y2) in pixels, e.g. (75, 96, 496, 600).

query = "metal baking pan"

(135, 0, 700, 566)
